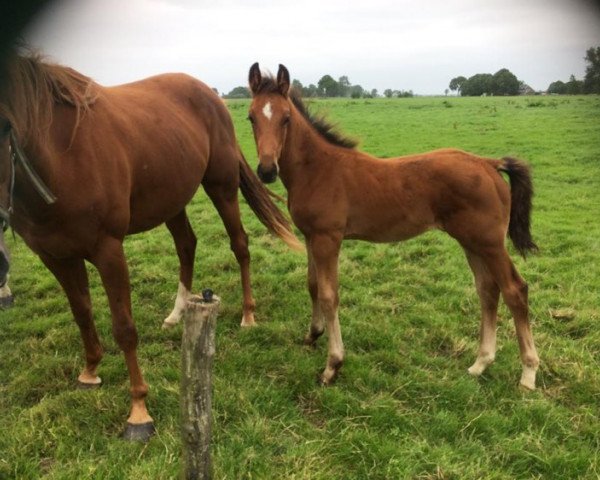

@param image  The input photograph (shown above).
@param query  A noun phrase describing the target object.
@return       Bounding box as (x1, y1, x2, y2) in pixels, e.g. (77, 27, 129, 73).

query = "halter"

(0, 129, 57, 231)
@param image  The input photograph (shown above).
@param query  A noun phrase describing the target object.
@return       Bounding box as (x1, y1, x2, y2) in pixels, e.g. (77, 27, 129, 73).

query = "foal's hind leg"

(162, 210, 197, 328)
(465, 251, 500, 377)
(481, 247, 539, 389)
(39, 256, 103, 386)
(204, 183, 256, 326)
(308, 232, 344, 385)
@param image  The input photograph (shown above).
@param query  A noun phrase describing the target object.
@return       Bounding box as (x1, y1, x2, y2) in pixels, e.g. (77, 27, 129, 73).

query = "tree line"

(223, 74, 413, 99)
(451, 46, 600, 96)
(547, 46, 600, 94)
(223, 45, 600, 98)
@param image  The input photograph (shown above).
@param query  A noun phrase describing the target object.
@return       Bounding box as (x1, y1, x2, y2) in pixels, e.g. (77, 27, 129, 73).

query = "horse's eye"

(247, 115, 254, 124)
(282, 116, 290, 126)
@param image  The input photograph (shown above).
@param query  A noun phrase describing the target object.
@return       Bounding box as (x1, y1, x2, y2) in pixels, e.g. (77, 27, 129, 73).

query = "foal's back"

(335, 148, 510, 246)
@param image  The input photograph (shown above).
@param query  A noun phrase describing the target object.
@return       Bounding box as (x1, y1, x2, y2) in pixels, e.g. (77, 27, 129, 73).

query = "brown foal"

(247, 63, 540, 390)
(0, 53, 299, 440)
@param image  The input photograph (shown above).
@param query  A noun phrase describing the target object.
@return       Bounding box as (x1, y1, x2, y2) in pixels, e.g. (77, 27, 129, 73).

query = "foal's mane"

(0, 51, 98, 146)
(254, 76, 358, 149)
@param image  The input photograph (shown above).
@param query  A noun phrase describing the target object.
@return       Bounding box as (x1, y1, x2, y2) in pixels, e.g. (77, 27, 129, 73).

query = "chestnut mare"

(248, 63, 540, 390)
(0, 54, 300, 441)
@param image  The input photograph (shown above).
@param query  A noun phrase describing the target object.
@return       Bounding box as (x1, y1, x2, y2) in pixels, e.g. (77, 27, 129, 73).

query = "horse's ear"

(249, 62, 261, 94)
(277, 64, 290, 96)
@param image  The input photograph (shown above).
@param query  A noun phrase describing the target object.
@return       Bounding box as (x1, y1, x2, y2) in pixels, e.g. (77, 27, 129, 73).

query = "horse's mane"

(0, 51, 98, 146)
(254, 75, 358, 149)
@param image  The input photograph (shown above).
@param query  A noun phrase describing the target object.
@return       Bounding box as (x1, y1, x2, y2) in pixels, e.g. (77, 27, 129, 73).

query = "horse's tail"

(498, 157, 538, 257)
(238, 149, 304, 251)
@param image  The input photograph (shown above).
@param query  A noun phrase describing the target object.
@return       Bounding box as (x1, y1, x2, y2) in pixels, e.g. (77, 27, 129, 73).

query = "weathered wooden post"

(181, 289, 220, 480)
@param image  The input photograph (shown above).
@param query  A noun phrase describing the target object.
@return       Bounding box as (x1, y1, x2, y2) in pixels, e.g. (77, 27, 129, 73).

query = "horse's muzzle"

(257, 163, 278, 184)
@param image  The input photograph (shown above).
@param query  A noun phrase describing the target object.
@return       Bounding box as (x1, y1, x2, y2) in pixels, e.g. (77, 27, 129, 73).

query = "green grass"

(1, 95, 599, 479)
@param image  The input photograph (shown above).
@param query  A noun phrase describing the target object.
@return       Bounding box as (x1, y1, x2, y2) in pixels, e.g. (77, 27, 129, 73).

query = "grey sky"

(24, 0, 600, 95)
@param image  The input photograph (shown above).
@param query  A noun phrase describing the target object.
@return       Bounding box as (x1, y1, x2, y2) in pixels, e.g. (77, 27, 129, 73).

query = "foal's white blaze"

(262, 101, 273, 121)
(163, 281, 191, 328)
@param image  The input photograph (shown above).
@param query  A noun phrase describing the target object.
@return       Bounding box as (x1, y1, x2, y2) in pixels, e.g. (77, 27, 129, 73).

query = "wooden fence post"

(181, 290, 220, 480)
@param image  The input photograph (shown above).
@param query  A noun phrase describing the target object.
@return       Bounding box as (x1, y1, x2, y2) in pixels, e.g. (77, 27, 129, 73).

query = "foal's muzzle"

(256, 163, 278, 184)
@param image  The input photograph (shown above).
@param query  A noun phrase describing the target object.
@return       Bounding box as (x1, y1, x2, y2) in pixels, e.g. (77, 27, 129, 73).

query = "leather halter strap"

(0, 130, 57, 231)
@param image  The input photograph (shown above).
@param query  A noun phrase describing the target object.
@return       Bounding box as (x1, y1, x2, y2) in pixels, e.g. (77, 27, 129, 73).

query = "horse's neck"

(279, 115, 334, 189)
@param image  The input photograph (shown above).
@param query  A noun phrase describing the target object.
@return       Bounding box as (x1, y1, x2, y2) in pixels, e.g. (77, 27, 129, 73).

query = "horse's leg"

(303, 246, 324, 346)
(162, 210, 197, 328)
(464, 251, 500, 377)
(481, 247, 539, 390)
(40, 256, 103, 385)
(309, 232, 343, 385)
(90, 236, 154, 440)
(204, 183, 256, 327)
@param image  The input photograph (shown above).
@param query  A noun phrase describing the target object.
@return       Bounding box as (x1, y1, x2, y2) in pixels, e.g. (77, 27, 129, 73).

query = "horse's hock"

(181, 290, 219, 480)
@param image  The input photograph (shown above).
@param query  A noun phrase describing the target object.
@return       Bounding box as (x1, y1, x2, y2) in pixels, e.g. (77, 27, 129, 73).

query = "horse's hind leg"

(464, 250, 500, 377)
(204, 182, 256, 326)
(162, 210, 197, 328)
(481, 247, 539, 389)
(40, 256, 103, 386)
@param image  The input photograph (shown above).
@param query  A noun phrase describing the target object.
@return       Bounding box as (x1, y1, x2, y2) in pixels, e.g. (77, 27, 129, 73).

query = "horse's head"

(0, 116, 11, 287)
(247, 63, 291, 183)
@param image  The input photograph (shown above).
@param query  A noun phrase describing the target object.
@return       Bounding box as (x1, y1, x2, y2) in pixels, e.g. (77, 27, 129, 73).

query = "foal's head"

(247, 63, 291, 183)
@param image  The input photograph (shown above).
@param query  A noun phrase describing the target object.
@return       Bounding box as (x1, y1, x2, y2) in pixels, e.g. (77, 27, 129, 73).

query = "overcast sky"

(23, 0, 600, 95)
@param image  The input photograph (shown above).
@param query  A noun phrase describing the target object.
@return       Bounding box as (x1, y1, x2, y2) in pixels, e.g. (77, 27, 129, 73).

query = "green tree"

(338, 75, 351, 97)
(461, 73, 494, 96)
(492, 68, 520, 95)
(317, 75, 339, 97)
(583, 46, 600, 93)
(383, 89, 393, 98)
(292, 79, 303, 93)
(223, 86, 250, 99)
(449, 76, 466, 95)
(350, 85, 364, 98)
(566, 74, 583, 94)
(547, 80, 567, 94)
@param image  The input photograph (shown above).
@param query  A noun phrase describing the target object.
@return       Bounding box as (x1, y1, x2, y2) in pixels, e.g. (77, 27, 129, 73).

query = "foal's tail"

(238, 150, 304, 251)
(498, 157, 538, 257)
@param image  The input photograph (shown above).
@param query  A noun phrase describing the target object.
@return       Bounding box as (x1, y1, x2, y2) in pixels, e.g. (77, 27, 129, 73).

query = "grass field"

(1, 95, 599, 479)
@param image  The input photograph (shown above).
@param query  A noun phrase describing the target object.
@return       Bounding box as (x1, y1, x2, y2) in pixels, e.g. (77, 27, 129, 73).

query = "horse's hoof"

(77, 379, 102, 389)
(122, 421, 155, 442)
(0, 294, 14, 308)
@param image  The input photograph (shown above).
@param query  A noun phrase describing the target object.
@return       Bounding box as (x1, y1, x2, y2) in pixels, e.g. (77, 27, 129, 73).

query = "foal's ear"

(277, 64, 290, 96)
(249, 62, 262, 95)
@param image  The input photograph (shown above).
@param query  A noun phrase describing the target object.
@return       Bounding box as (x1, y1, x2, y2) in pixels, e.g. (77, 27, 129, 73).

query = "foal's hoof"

(77, 377, 102, 389)
(122, 421, 155, 442)
(0, 294, 14, 308)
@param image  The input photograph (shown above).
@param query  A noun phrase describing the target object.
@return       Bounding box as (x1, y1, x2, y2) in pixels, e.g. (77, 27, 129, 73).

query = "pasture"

(1, 95, 599, 479)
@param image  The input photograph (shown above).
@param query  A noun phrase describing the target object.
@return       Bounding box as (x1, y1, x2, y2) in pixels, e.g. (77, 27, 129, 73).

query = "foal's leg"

(303, 246, 325, 346)
(309, 233, 344, 385)
(91, 236, 154, 440)
(40, 256, 103, 386)
(481, 248, 539, 390)
(204, 183, 256, 326)
(464, 251, 500, 377)
(162, 210, 197, 328)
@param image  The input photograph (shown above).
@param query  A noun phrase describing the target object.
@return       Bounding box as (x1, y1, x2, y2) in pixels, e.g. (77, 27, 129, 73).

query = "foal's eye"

(247, 115, 255, 124)
(1, 121, 11, 135)
(282, 116, 290, 126)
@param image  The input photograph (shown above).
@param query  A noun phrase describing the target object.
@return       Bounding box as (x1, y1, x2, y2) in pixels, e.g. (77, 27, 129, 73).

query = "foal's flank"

(248, 62, 539, 390)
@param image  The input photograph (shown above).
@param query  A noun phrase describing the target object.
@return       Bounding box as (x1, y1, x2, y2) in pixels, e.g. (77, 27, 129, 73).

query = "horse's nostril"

(257, 164, 278, 184)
